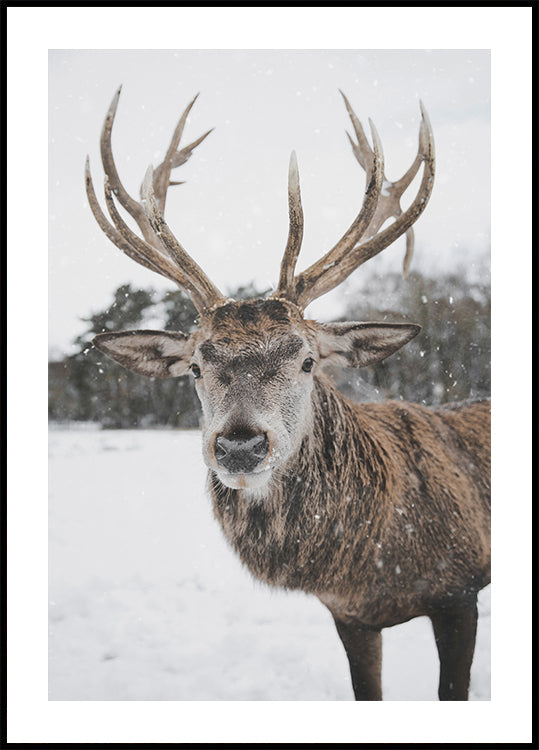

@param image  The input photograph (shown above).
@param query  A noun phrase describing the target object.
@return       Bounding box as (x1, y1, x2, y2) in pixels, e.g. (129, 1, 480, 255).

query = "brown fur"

(94, 298, 490, 700)
(88, 90, 483, 699)
(210, 375, 490, 629)
(197, 300, 491, 701)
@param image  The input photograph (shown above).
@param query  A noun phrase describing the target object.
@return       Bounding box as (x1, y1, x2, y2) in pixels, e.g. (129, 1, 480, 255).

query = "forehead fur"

(207, 298, 302, 335)
(198, 299, 312, 364)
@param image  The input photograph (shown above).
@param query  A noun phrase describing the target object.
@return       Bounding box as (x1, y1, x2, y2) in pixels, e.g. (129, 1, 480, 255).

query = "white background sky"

(7, 4, 533, 746)
(49, 48, 490, 355)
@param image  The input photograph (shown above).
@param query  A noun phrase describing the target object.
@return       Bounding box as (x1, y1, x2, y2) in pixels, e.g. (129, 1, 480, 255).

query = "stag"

(86, 87, 490, 701)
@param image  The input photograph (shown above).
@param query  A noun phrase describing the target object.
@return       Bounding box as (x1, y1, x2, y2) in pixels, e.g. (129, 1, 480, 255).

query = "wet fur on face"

(194, 300, 319, 484)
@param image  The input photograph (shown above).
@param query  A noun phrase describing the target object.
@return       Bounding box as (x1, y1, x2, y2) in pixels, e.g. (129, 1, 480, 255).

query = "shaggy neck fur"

(210, 376, 394, 590)
(208, 375, 490, 626)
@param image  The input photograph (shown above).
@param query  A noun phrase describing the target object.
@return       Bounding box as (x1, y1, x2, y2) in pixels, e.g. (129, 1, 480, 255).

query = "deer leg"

(430, 595, 478, 701)
(332, 618, 383, 700)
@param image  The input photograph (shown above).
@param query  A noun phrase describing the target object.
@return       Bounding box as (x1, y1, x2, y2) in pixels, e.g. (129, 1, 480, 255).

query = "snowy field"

(49, 427, 490, 701)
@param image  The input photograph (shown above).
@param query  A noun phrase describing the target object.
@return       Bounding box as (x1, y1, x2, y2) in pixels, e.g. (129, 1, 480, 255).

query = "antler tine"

(101, 173, 210, 310)
(341, 89, 375, 173)
(338, 102, 435, 271)
(342, 99, 420, 273)
(85, 158, 179, 283)
(100, 86, 160, 248)
(276, 151, 304, 298)
(293, 99, 435, 310)
(151, 93, 214, 214)
(141, 166, 227, 311)
(284, 107, 384, 308)
(351, 101, 426, 278)
(85, 158, 216, 311)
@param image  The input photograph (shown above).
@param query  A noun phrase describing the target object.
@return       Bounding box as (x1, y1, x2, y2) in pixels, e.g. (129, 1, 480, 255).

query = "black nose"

(214, 430, 269, 474)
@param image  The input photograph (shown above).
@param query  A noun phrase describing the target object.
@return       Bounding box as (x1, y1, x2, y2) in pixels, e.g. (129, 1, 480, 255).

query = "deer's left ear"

(317, 322, 421, 368)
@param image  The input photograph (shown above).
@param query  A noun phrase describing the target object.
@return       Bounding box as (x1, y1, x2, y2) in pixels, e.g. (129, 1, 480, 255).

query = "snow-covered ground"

(49, 427, 490, 701)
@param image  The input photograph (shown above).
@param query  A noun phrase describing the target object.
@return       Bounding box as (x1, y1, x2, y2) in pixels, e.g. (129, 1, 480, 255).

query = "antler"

(276, 151, 305, 296)
(85, 87, 227, 314)
(86, 87, 435, 316)
(274, 94, 435, 310)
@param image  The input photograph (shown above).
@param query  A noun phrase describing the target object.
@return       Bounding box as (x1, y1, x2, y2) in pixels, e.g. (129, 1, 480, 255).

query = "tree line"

(49, 270, 490, 428)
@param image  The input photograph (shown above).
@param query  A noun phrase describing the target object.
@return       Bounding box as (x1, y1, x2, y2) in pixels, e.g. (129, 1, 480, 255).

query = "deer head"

(87, 87, 435, 492)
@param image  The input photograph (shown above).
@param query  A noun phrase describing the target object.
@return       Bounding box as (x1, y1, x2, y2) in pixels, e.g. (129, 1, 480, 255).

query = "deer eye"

(190, 364, 202, 379)
(301, 357, 315, 373)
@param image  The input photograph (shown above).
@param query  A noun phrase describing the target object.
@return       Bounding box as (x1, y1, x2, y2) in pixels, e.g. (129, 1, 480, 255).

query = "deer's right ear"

(92, 330, 194, 378)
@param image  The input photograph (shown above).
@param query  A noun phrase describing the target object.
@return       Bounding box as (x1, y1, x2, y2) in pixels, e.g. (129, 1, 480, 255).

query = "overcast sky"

(49, 49, 490, 356)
